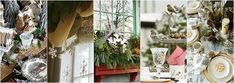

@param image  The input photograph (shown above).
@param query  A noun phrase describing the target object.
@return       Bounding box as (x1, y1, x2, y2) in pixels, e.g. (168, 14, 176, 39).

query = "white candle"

(221, 18, 230, 34)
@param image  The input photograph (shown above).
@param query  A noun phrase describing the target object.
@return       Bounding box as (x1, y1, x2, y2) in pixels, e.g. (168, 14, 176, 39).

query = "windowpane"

(94, 0, 99, 10)
(94, 12, 100, 30)
(124, 16, 134, 32)
(101, 0, 112, 12)
(101, 13, 113, 30)
(123, 0, 133, 15)
(94, 0, 136, 37)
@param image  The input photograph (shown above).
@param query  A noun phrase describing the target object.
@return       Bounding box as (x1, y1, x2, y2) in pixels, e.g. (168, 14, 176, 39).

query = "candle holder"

(220, 18, 230, 40)
(150, 48, 168, 79)
(20, 32, 34, 49)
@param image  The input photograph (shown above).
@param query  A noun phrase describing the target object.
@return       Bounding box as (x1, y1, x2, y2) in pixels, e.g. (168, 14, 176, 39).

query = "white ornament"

(49, 46, 57, 59)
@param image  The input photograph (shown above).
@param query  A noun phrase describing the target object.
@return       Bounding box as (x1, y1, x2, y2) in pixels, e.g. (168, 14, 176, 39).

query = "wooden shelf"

(95, 65, 139, 82)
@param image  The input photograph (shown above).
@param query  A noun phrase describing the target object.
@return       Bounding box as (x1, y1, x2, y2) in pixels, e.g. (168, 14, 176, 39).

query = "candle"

(221, 18, 230, 34)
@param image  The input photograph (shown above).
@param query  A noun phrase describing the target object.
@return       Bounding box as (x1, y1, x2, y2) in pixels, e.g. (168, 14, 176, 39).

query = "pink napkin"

(167, 45, 185, 65)
(176, 51, 186, 65)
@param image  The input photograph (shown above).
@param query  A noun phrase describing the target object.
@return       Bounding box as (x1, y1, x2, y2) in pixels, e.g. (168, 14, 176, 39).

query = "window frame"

(94, 0, 138, 37)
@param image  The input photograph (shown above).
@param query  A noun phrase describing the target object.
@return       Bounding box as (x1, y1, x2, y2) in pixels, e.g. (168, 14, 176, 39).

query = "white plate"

(207, 56, 233, 82)
(187, 2, 200, 14)
(208, 57, 229, 79)
(187, 28, 198, 43)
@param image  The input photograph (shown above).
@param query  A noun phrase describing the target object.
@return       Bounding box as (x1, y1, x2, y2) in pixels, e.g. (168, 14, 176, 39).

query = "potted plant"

(94, 31, 140, 82)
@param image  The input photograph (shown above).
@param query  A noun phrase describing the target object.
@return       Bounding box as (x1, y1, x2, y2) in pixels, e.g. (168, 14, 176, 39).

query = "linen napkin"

(167, 45, 185, 65)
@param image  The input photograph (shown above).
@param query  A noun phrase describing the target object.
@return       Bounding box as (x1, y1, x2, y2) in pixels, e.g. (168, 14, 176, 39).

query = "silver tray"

(21, 58, 47, 81)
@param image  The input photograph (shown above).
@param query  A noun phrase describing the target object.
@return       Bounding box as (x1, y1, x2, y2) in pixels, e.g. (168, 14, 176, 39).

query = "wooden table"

(0, 63, 16, 81)
(0, 40, 47, 81)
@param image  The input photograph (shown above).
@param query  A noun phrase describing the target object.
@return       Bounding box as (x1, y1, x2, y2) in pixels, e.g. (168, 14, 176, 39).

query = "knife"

(153, 76, 179, 82)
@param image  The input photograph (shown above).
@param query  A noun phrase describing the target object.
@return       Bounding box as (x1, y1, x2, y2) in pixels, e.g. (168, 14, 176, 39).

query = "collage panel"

(0, 0, 233, 83)
(47, 1, 94, 82)
(186, 0, 233, 82)
(0, 0, 47, 82)
(94, 0, 140, 82)
(140, 0, 187, 83)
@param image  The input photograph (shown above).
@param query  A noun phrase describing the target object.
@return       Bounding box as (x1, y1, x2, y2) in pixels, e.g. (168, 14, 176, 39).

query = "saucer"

(187, 28, 199, 46)
(187, 2, 200, 15)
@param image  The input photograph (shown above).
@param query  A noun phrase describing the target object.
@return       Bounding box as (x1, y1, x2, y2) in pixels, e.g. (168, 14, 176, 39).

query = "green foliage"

(14, 34, 21, 45)
(127, 35, 140, 54)
(94, 31, 140, 70)
(32, 28, 46, 42)
(32, 28, 45, 37)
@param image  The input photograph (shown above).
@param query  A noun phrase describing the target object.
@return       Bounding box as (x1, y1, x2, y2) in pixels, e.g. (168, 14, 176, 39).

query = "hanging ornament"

(49, 45, 57, 59)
